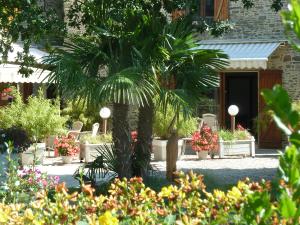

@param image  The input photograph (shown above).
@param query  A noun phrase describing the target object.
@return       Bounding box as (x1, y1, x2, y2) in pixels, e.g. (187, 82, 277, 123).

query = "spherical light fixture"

(228, 105, 239, 116)
(228, 105, 239, 131)
(99, 107, 111, 134)
(99, 107, 111, 119)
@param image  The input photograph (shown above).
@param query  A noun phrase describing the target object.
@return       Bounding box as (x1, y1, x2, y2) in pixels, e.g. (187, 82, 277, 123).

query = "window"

(200, 0, 229, 21)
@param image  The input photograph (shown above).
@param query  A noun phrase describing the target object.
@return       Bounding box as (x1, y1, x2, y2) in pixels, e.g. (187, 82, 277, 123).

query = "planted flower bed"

(218, 125, 255, 158)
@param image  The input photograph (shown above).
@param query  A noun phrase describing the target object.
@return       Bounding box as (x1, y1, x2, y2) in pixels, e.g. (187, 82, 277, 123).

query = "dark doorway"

(225, 72, 258, 136)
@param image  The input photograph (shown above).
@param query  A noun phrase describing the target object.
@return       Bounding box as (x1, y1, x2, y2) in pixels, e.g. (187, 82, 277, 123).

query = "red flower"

(191, 124, 219, 152)
(54, 135, 79, 156)
(236, 124, 245, 131)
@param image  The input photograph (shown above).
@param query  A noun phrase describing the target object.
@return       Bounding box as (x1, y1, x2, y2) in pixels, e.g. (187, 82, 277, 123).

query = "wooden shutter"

(200, 0, 206, 17)
(214, 0, 229, 21)
(258, 70, 282, 149)
(219, 72, 226, 128)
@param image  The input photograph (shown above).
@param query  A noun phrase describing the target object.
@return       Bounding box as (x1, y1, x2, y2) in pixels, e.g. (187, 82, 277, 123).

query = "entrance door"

(225, 72, 258, 135)
(258, 70, 282, 149)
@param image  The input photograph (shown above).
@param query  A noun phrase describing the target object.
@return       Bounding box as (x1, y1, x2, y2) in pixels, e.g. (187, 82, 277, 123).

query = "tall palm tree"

(43, 0, 166, 178)
(134, 19, 228, 179)
(44, 35, 157, 178)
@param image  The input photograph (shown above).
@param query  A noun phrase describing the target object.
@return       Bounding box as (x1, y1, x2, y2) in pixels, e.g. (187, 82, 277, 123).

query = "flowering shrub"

(0, 163, 299, 225)
(19, 168, 60, 191)
(0, 145, 60, 204)
(192, 124, 218, 152)
(54, 134, 79, 156)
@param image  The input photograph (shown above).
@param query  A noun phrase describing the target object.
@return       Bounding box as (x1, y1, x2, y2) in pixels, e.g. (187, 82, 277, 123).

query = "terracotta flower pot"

(61, 155, 73, 164)
(197, 151, 208, 160)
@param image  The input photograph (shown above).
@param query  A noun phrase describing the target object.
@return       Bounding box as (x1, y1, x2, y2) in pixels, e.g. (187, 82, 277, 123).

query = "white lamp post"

(99, 107, 111, 134)
(228, 105, 239, 132)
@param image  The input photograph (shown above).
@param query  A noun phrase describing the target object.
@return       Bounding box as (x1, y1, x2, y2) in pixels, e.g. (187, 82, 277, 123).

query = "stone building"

(197, 0, 300, 148)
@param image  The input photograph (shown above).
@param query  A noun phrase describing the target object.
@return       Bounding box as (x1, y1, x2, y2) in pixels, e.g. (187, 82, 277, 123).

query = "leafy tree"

(0, 0, 65, 76)
(281, 0, 300, 51)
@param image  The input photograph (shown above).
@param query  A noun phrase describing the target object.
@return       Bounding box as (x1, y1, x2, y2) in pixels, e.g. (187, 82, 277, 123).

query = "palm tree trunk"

(112, 103, 132, 178)
(133, 102, 154, 177)
(166, 131, 178, 181)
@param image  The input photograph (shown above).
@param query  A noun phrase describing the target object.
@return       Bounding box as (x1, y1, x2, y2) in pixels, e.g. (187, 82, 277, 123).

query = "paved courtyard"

(38, 149, 280, 187)
(1, 149, 281, 188)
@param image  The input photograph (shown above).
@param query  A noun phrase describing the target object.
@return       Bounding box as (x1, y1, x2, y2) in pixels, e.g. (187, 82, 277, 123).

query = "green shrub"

(218, 129, 251, 141)
(61, 99, 100, 131)
(0, 89, 67, 142)
(80, 133, 113, 144)
(153, 106, 198, 139)
(0, 88, 24, 129)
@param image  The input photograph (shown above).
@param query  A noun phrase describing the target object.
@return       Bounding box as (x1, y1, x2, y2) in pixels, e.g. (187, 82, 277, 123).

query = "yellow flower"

(98, 211, 119, 225)
(227, 187, 242, 201)
(213, 189, 226, 200)
(237, 181, 247, 190)
(24, 208, 34, 220)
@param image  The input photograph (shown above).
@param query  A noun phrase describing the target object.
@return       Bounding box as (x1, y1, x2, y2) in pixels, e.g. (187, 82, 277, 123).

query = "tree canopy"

(0, 0, 286, 75)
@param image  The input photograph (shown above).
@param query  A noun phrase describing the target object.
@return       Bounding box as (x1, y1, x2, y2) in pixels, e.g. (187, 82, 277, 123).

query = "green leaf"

(279, 192, 297, 219)
(163, 214, 176, 225)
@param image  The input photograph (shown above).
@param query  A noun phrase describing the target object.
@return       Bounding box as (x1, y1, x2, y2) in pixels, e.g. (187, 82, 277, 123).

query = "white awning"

(0, 43, 49, 83)
(196, 41, 282, 69)
(0, 64, 49, 83)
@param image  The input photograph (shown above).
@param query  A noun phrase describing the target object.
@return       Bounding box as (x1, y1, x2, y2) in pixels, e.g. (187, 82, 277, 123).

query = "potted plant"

(0, 89, 67, 165)
(0, 86, 13, 101)
(152, 107, 197, 161)
(191, 124, 218, 160)
(0, 127, 32, 167)
(54, 135, 80, 164)
(218, 125, 255, 158)
(79, 133, 113, 162)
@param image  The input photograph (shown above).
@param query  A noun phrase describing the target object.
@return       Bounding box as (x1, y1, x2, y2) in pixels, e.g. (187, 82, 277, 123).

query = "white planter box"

(219, 136, 255, 158)
(152, 139, 183, 161)
(21, 143, 46, 165)
(80, 142, 112, 163)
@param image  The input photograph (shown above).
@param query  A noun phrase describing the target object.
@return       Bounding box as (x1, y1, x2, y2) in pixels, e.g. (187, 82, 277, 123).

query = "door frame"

(219, 70, 282, 148)
(219, 70, 259, 136)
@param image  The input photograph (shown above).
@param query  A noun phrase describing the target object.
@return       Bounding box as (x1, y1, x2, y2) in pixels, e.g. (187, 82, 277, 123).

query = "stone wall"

(221, 0, 288, 40)
(268, 44, 300, 101)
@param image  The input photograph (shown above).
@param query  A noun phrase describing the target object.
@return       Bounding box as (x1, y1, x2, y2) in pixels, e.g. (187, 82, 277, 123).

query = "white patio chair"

(67, 121, 83, 140)
(198, 118, 204, 131)
(71, 121, 83, 132)
(202, 113, 218, 131)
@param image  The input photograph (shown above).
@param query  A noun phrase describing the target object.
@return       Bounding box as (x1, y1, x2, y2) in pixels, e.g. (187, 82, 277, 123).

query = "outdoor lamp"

(99, 107, 111, 134)
(228, 105, 239, 132)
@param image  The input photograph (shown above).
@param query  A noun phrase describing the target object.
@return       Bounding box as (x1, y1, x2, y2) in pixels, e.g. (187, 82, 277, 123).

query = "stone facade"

(268, 45, 300, 100)
(222, 0, 288, 40)
(210, 0, 300, 101)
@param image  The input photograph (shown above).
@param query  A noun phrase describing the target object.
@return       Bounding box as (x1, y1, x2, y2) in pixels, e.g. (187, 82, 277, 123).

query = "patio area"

(34, 149, 281, 188)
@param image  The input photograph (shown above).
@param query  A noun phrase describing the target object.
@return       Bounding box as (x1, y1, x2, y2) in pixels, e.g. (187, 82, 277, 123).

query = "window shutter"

(214, 0, 229, 21)
(200, 0, 206, 17)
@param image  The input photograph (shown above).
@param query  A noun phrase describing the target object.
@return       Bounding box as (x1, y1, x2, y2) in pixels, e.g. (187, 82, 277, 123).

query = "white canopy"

(196, 41, 282, 69)
(0, 64, 49, 83)
(0, 43, 49, 83)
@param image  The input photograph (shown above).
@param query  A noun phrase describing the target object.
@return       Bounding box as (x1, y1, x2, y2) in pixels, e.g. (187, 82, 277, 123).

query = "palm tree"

(44, 35, 156, 178)
(134, 19, 228, 179)
(44, 2, 227, 179)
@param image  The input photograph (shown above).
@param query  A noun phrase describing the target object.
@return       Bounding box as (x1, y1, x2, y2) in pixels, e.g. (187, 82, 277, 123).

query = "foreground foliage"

(0, 86, 299, 224)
